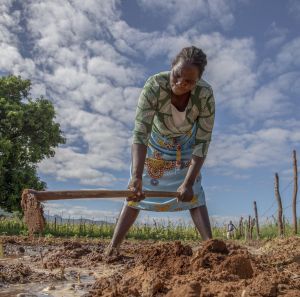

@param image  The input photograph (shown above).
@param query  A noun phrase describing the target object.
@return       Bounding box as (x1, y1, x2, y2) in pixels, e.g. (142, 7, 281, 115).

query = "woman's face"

(170, 60, 199, 96)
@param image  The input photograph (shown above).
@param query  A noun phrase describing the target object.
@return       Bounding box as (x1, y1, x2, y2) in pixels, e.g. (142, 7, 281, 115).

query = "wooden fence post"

(292, 150, 298, 235)
(239, 217, 244, 238)
(0, 239, 3, 258)
(275, 173, 284, 236)
(247, 215, 251, 240)
(253, 201, 260, 239)
(250, 218, 255, 240)
(244, 220, 248, 241)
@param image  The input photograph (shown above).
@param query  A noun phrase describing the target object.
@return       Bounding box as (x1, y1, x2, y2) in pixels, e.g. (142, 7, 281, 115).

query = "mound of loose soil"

(86, 241, 193, 297)
(136, 240, 192, 275)
(191, 240, 228, 271)
(219, 254, 253, 279)
(86, 238, 300, 297)
(201, 239, 229, 254)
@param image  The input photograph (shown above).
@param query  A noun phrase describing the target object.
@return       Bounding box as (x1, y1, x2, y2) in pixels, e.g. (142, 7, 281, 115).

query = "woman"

(107, 46, 215, 254)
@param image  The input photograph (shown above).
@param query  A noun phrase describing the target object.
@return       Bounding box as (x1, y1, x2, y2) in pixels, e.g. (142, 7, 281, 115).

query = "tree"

(0, 75, 65, 212)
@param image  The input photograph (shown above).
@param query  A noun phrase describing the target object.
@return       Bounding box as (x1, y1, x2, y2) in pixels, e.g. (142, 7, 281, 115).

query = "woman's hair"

(172, 46, 207, 77)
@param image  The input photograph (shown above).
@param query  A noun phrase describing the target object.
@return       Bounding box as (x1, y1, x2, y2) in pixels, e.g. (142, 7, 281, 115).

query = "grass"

(0, 216, 299, 241)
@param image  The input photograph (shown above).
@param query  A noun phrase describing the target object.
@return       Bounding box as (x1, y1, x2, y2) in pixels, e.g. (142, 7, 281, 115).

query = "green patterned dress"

(128, 71, 215, 211)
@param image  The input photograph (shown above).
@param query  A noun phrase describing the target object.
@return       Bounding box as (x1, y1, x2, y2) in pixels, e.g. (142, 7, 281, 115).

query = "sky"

(1, 0, 300, 226)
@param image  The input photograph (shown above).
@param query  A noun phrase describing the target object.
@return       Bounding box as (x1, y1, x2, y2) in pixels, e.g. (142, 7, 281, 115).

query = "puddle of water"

(0, 280, 90, 297)
(0, 242, 118, 297)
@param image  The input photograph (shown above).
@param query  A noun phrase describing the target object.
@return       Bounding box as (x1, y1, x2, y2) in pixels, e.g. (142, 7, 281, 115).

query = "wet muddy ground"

(0, 236, 299, 296)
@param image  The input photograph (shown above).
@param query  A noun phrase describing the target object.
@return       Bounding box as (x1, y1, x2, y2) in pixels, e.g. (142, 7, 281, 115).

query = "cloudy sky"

(1, 0, 299, 225)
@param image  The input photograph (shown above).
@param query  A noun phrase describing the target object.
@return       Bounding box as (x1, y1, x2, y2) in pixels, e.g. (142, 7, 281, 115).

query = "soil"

(0, 236, 299, 297)
(21, 190, 45, 234)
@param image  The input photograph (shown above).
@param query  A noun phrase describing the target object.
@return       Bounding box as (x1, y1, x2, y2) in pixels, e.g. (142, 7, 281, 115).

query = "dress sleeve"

(192, 90, 215, 158)
(132, 76, 158, 146)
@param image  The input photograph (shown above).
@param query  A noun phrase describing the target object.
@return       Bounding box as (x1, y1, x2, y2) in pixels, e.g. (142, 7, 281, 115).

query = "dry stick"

(253, 201, 260, 239)
(292, 150, 298, 235)
(275, 173, 284, 236)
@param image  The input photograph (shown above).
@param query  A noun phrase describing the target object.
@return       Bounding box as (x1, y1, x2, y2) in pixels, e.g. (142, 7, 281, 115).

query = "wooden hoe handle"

(25, 189, 179, 201)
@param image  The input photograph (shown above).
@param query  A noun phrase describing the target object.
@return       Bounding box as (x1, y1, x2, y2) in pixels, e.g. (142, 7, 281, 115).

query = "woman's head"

(170, 46, 207, 96)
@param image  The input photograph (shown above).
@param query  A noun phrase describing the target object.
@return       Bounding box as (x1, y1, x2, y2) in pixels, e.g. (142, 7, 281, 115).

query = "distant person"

(107, 46, 215, 255)
(226, 220, 237, 239)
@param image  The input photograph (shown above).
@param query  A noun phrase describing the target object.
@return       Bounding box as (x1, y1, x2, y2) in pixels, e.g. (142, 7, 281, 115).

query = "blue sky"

(1, 0, 299, 225)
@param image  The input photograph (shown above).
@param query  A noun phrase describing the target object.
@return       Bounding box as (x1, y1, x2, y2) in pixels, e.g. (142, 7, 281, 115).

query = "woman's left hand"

(176, 183, 194, 202)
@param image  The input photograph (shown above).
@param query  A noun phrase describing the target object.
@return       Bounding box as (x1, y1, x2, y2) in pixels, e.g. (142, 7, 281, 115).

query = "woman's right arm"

(131, 143, 147, 180)
(128, 76, 158, 201)
(127, 143, 147, 201)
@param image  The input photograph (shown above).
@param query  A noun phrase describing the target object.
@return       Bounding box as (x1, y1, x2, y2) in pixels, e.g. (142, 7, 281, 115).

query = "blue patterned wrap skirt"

(127, 124, 206, 211)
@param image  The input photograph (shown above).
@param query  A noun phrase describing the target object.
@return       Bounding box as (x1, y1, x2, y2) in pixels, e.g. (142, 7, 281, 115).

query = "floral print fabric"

(127, 71, 215, 212)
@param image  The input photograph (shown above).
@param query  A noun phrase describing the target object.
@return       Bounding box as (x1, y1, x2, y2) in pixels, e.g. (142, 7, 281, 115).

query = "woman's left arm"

(177, 155, 205, 201)
(192, 90, 215, 158)
(177, 90, 215, 202)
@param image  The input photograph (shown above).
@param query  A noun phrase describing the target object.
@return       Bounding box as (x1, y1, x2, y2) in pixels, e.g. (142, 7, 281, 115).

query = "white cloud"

(288, 0, 300, 20)
(206, 125, 300, 171)
(264, 22, 288, 49)
(44, 201, 122, 222)
(276, 38, 300, 70)
(26, 0, 118, 53)
(87, 57, 142, 86)
(259, 37, 300, 76)
(263, 119, 300, 130)
(136, 0, 238, 31)
(247, 79, 287, 117)
(0, 2, 36, 77)
(201, 34, 257, 110)
(0, 1, 21, 44)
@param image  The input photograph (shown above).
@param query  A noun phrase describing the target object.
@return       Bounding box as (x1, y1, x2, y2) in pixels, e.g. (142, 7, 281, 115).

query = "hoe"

(21, 189, 178, 234)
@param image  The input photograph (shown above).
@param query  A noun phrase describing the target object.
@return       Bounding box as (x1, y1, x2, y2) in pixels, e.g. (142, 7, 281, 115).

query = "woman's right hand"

(127, 177, 145, 202)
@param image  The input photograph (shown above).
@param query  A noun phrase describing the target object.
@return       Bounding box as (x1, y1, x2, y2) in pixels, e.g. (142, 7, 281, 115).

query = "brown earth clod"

(21, 189, 45, 235)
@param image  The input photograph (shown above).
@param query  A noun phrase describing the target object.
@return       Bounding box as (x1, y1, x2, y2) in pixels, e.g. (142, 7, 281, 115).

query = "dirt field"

(0, 236, 299, 297)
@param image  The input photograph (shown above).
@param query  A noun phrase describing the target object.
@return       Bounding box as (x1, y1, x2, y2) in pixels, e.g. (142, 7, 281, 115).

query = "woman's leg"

(189, 205, 212, 240)
(106, 204, 140, 255)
